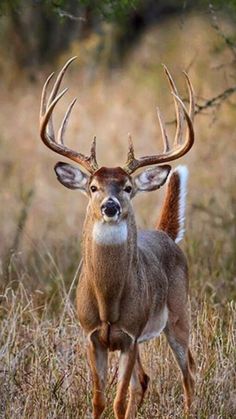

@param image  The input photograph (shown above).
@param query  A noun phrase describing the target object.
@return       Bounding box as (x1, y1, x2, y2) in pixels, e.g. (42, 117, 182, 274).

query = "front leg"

(87, 332, 108, 419)
(113, 342, 138, 419)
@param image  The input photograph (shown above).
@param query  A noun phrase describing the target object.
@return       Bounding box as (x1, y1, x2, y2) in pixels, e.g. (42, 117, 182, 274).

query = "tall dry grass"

(0, 13, 235, 418)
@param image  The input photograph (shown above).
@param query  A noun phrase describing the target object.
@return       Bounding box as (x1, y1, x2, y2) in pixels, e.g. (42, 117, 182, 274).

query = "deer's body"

(39, 58, 196, 418)
(78, 217, 188, 350)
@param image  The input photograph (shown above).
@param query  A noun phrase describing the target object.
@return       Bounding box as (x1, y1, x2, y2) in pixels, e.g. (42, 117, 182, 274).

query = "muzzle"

(101, 198, 121, 219)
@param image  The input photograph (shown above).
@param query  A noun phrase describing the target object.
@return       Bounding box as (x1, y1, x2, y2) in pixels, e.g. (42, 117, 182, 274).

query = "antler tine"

(123, 133, 136, 171)
(183, 71, 195, 122)
(40, 88, 68, 140)
(172, 92, 194, 154)
(156, 107, 170, 152)
(127, 133, 135, 160)
(48, 56, 77, 106)
(39, 57, 99, 174)
(123, 67, 194, 175)
(40, 72, 54, 119)
(57, 98, 77, 145)
(46, 57, 77, 141)
(90, 136, 98, 169)
(163, 65, 184, 147)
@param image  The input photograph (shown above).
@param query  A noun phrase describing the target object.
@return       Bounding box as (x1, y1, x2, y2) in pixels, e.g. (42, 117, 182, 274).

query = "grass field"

(0, 13, 235, 418)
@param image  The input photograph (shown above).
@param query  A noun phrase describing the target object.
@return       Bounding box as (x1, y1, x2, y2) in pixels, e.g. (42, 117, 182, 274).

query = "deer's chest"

(92, 220, 128, 245)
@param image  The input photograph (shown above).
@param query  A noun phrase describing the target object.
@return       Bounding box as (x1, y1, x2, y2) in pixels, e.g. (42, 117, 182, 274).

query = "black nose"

(101, 199, 120, 218)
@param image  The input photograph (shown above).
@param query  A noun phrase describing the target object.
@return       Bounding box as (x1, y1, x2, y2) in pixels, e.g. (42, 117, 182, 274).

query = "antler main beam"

(40, 56, 98, 174)
(123, 66, 195, 174)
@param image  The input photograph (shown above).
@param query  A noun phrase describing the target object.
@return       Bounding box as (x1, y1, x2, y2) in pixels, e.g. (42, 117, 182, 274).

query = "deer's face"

(54, 163, 171, 223)
(88, 167, 134, 222)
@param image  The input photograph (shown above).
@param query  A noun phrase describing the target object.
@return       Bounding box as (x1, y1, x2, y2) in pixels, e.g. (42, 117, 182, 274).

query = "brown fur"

(157, 170, 180, 240)
(93, 167, 131, 183)
(76, 167, 195, 418)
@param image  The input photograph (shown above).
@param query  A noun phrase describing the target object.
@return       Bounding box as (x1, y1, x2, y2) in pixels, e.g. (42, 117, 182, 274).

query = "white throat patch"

(92, 220, 128, 245)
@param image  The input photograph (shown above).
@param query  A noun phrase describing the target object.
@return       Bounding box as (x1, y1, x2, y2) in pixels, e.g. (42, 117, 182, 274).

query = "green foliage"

(210, 0, 236, 11)
(199, 0, 236, 18)
(0, 0, 141, 22)
(1, 0, 236, 73)
(1, 0, 236, 21)
(0, 0, 143, 70)
(80, 0, 141, 21)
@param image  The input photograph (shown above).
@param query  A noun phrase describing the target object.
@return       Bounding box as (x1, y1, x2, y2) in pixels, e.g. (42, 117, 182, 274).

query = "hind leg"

(125, 349, 150, 418)
(165, 310, 195, 414)
(136, 351, 150, 406)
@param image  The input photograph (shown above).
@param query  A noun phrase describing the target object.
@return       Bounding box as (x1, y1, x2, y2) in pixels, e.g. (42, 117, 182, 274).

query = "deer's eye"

(124, 185, 132, 193)
(90, 185, 98, 193)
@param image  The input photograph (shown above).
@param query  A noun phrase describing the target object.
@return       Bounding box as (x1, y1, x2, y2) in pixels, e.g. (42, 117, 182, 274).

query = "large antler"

(123, 66, 195, 174)
(40, 56, 99, 174)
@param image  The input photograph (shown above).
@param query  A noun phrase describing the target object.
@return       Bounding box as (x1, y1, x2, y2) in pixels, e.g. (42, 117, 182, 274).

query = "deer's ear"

(54, 162, 89, 193)
(134, 165, 171, 193)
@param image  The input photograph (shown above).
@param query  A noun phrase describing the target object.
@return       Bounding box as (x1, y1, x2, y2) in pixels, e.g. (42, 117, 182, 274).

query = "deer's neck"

(83, 211, 137, 272)
(82, 209, 137, 323)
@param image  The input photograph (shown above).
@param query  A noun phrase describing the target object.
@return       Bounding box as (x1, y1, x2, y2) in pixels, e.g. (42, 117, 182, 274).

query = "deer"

(39, 57, 196, 418)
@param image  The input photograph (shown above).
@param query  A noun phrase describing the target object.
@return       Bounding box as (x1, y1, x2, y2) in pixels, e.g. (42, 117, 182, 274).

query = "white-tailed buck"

(40, 57, 196, 418)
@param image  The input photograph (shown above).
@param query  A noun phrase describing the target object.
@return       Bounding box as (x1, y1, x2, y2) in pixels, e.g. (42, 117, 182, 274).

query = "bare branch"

(167, 85, 236, 124)
(195, 85, 236, 115)
(209, 3, 236, 61)
(56, 8, 86, 22)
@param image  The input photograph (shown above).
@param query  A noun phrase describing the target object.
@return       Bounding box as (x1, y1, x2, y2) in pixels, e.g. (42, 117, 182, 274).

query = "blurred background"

(0, 1, 235, 416)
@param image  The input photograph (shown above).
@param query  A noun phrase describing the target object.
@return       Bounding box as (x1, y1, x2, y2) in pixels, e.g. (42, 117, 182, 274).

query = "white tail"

(174, 165, 189, 243)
